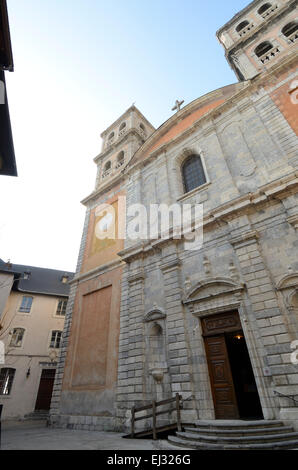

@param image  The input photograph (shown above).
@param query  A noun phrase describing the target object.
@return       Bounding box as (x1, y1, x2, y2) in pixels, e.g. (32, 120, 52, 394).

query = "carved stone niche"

(144, 306, 168, 378)
(276, 272, 298, 313)
(182, 277, 245, 317)
(144, 305, 166, 323)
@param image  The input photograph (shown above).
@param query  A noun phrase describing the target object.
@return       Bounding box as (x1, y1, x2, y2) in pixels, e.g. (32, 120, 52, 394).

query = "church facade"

(50, 0, 298, 432)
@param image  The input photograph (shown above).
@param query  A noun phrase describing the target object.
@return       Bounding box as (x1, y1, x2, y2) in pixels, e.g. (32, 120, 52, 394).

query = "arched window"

(258, 3, 272, 15)
(182, 155, 206, 194)
(139, 123, 147, 136)
(282, 22, 298, 39)
(108, 132, 114, 140)
(119, 122, 126, 132)
(236, 20, 249, 32)
(0, 368, 16, 395)
(116, 151, 124, 167)
(255, 41, 273, 57)
(104, 161, 111, 172)
(10, 328, 25, 347)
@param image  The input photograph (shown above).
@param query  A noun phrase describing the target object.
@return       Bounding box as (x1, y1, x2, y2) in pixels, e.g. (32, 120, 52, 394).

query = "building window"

(102, 160, 112, 178)
(61, 274, 69, 284)
(182, 155, 206, 194)
(50, 330, 62, 349)
(115, 151, 125, 169)
(236, 20, 249, 32)
(104, 161, 111, 171)
(236, 20, 254, 36)
(139, 123, 147, 137)
(255, 41, 273, 57)
(282, 22, 298, 43)
(0, 368, 16, 395)
(257, 3, 272, 15)
(254, 41, 280, 63)
(19, 296, 33, 313)
(119, 122, 126, 131)
(258, 3, 278, 18)
(108, 132, 114, 140)
(56, 299, 67, 316)
(10, 328, 25, 347)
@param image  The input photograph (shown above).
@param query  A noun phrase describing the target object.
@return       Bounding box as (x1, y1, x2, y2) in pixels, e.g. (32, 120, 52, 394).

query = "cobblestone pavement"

(1, 420, 177, 450)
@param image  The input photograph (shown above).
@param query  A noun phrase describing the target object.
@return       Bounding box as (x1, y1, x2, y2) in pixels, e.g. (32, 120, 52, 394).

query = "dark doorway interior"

(35, 369, 56, 411)
(225, 331, 263, 419)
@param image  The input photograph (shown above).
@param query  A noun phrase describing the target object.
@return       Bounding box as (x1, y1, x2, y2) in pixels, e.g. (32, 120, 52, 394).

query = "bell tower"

(216, 0, 297, 81)
(93, 105, 155, 191)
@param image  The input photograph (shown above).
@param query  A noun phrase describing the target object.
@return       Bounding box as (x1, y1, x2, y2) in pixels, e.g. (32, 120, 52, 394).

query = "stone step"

(194, 419, 284, 430)
(168, 435, 298, 450)
(184, 425, 294, 437)
(175, 430, 298, 445)
(24, 411, 49, 420)
(168, 420, 298, 450)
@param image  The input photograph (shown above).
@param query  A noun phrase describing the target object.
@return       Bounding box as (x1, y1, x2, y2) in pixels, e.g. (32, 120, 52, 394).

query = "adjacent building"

(50, 0, 298, 435)
(0, 260, 74, 419)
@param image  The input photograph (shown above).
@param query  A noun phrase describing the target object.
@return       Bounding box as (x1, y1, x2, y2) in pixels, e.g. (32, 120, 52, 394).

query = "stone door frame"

(183, 276, 277, 420)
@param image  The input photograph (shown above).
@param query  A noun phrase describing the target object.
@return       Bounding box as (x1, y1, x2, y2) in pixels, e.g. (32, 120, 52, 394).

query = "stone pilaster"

(160, 248, 197, 422)
(230, 226, 298, 419)
(115, 264, 146, 430)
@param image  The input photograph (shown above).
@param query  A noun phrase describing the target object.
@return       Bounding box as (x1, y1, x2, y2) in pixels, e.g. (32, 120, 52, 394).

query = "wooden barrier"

(131, 393, 182, 440)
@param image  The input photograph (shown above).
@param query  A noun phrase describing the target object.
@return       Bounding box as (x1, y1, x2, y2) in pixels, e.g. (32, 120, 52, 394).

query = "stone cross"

(172, 99, 184, 112)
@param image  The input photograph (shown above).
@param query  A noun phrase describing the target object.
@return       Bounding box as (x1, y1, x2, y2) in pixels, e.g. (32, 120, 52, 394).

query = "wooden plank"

(134, 396, 176, 413)
(155, 397, 177, 406)
(152, 400, 157, 440)
(126, 423, 179, 438)
(134, 409, 173, 421)
(131, 406, 135, 437)
(134, 403, 153, 412)
(176, 393, 182, 432)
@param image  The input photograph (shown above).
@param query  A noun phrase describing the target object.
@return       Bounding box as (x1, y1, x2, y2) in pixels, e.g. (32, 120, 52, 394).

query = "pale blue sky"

(1, 0, 249, 272)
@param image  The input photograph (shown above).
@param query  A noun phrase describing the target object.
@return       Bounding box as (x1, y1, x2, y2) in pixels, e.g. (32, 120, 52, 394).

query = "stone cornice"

(94, 128, 146, 163)
(216, 0, 259, 38)
(100, 105, 155, 139)
(69, 258, 124, 285)
(83, 54, 296, 208)
(81, 174, 125, 206)
(229, 230, 259, 247)
(160, 258, 181, 273)
(117, 170, 298, 263)
(127, 269, 145, 284)
(216, 0, 296, 44)
(124, 83, 248, 173)
(251, 51, 298, 86)
(125, 52, 297, 173)
(287, 214, 298, 231)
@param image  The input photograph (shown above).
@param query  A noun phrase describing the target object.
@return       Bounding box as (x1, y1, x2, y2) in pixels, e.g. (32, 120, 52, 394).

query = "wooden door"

(204, 335, 239, 419)
(35, 369, 56, 411)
